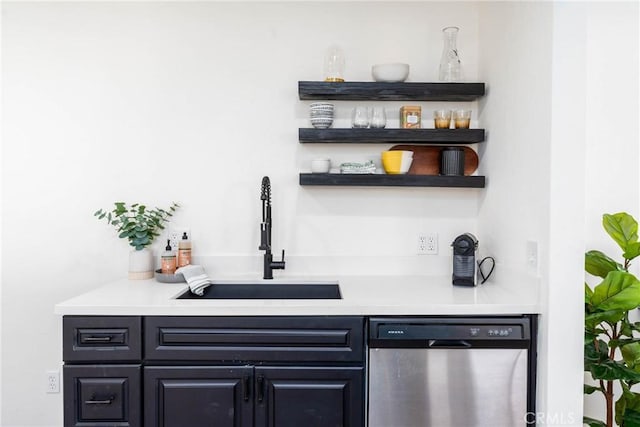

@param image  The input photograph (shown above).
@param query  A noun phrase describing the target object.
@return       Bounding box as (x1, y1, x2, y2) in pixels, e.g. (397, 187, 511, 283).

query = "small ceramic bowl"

(372, 63, 410, 83)
(381, 150, 413, 174)
(310, 102, 334, 109)
(310, 117, 333, 129)
(311, 158, 331, 173)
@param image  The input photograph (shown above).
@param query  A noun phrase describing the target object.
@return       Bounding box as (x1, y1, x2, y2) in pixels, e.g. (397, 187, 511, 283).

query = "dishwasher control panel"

(369, 317, 531, 348)
(376, 323, 523, 340)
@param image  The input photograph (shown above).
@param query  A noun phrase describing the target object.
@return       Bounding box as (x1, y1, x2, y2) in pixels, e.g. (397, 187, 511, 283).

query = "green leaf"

(585, 310, 625, 329)
(585, 339, 609, 373)
(613, 338, 640, 347)
(625, 242, 640, 262)
(591, 271, 640, 311)
(617, 394, 627, 426)
(584, 384, 602, 395)
(586, 250, 623, 278)
(590, 359, 640, 382)
(586, 283, 594, 302)
(603, 212, 638, 253)
(623, 342, 640, 369)
(118, 231, 129, 239)
(623, 408, 640, 427)
(583, 416, 606, 427)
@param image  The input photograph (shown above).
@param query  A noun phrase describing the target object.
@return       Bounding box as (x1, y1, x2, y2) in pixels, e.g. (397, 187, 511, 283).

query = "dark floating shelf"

(299, 81, 485, 101)
(299, 128, 485, 144)
(299, 173, 485, 188)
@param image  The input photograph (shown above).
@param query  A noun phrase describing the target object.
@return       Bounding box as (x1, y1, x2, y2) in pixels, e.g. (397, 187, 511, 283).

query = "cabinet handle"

(85, 395, 114, 405)
(256, 375, 264, 403)
(243, 375, 251, 402)
(83, 336, 113, 342)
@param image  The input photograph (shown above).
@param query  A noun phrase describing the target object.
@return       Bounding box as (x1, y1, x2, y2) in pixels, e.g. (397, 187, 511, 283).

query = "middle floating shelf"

(299, 128, 485, 144)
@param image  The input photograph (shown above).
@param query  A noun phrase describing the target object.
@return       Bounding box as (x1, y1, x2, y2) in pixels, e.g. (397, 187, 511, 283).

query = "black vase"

(440, 147, 465, 176)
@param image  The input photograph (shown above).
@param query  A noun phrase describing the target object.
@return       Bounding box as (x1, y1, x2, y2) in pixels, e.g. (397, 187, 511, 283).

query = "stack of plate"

(309, 102, 334, 129)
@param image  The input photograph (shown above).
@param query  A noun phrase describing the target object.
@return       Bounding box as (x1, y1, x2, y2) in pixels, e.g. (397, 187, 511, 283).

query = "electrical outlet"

(46, 370, 60, 394)
(526, 240, 539, 275)
(417, 233, 438, 255)
(168, 228, 190, 251)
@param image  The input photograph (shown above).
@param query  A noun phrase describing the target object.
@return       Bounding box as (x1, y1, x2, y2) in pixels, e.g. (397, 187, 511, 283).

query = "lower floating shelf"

(299, 173, 485, 188)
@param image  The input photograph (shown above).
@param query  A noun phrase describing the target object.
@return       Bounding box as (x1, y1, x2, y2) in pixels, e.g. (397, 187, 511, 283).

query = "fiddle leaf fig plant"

(584, 212, 640, 427)
(95, 202, 179, 250)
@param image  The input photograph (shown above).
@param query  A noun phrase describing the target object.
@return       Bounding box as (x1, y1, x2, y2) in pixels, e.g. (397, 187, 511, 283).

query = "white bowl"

(372, 63, 410, 83)
(311, 158, 331, 173)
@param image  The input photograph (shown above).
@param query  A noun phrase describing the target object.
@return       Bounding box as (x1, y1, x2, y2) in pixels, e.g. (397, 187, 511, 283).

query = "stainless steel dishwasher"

(368, 316, 536, 427)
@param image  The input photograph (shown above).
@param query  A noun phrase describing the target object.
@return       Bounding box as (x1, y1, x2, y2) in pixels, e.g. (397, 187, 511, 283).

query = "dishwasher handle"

(429, 339, 472, 348)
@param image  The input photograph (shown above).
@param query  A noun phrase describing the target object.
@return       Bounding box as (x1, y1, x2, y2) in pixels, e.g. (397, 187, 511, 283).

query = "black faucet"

(259, 176, 285, 279)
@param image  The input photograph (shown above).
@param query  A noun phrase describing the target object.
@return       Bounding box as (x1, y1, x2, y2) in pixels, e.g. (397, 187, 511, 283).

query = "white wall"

(1, 2, 482, 425)
(545, 3, 589, 424)
(476, 1, 552, 280)
(477, 2, 639, 425)
(477, 1, 560, 423)
(582, 1, 640, 423)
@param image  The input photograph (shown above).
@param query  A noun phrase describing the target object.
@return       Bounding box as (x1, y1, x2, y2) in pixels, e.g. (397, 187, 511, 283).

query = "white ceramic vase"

(129, 248, 154, 280)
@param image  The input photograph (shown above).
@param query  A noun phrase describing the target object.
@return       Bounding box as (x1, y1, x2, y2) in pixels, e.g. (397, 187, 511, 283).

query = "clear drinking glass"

(454, 110, 471, 129)
(351, 106, 370, 128)
(434, 109, 452, 129)
(370, 107, 387, 129)
(439, 26, 462, 82)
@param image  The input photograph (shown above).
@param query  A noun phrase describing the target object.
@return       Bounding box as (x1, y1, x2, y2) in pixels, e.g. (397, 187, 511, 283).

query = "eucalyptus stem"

(95, 202, 179, 250)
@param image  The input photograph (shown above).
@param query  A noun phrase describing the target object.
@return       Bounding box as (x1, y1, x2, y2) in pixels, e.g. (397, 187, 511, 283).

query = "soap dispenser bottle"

(161, 240, 177, 274)
(177, 232, 192, 268)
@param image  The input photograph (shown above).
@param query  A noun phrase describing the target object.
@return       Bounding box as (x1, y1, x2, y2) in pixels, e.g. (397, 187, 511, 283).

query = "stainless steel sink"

(176, 281, 341, 300)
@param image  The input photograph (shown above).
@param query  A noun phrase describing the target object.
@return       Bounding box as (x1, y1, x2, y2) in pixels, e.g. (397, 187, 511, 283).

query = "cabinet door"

(255, 366, 364, 427)
(144, 366, 253, 427)
(63, 365, 141, 427)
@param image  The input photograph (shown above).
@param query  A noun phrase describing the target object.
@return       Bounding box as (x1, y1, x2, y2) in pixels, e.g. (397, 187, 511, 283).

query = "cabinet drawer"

(63, 365, 141, 427)
(63, 316, 142, 362)
(145, 316, 365, 363)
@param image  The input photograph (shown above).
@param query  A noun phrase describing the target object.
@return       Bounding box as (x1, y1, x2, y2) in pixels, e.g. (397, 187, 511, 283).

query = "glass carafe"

(439, 26, 462, 82)
(324, 45, 345, 82)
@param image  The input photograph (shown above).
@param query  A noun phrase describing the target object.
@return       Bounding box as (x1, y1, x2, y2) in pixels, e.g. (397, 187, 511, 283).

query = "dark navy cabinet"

(256, 366, 364, 427)
(144, 366, 253, 427)
(63, 316, 142, 427)
(63, 315, 366, 427)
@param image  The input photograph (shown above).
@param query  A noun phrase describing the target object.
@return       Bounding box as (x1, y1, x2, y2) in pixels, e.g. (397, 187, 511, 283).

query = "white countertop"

(54, 274, 541, 316)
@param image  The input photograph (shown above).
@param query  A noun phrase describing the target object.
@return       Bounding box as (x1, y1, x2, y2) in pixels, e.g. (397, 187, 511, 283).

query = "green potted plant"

(95, 202, 179, 279)
(584, 212, 640, 427)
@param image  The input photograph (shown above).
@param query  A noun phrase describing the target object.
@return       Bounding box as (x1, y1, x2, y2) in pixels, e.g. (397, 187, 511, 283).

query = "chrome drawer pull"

(84, 395, 114, 405)
(83, 336, 113, 342)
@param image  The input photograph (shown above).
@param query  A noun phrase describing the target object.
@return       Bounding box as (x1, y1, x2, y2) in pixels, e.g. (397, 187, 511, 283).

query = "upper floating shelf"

(298, 81, 486, 101)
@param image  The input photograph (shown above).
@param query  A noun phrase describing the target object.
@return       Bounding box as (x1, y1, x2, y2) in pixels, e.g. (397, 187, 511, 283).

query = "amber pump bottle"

(161, 240, 177, 274)
(177, 232, 192, 268)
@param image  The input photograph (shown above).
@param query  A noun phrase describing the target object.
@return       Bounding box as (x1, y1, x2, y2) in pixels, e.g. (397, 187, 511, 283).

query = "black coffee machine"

(451, 233, 479, 286)
(451, 233, 495, 286)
